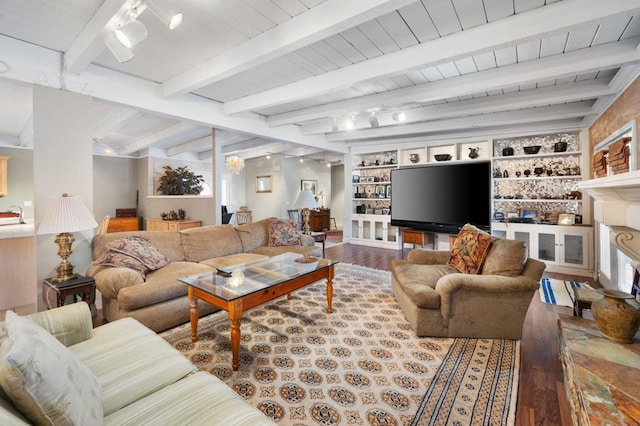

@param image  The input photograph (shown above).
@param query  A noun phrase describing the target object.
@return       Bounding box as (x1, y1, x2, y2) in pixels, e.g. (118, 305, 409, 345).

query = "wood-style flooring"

(324, 242, 593, 426)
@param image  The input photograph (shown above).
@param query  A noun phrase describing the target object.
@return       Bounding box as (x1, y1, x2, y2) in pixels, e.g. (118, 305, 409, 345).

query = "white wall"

(243, 155, 333, 222)
(0, 147, 34, 219)
(93, 155, 138, 221)
(34, 86, 94, 310)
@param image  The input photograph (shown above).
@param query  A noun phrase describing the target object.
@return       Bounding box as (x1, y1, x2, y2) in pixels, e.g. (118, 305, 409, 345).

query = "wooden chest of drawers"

(107, 217, 139, 233)
(146, 218, 201, 232)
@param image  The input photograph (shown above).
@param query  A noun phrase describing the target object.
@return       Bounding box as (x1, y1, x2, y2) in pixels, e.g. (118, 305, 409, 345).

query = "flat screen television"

(390, 161, 491, 234)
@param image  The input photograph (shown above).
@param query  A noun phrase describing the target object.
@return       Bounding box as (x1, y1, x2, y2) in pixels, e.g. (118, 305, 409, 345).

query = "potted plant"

(157, 165, 204, 195)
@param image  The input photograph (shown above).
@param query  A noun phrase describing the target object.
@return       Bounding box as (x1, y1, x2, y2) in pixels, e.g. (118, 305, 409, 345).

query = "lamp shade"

(294, 190, 318, 210)
(37, 194, 98, 235)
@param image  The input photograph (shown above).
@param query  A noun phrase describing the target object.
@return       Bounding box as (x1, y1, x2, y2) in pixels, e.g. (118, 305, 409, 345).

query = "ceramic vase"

(592, 289, 640, 343)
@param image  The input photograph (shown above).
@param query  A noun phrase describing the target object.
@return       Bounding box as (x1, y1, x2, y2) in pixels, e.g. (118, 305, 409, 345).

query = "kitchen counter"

(0, 219, 35, 239)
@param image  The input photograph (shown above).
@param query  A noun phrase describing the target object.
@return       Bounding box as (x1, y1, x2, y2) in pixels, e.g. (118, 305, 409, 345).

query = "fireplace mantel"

(580, 170, 640, 263)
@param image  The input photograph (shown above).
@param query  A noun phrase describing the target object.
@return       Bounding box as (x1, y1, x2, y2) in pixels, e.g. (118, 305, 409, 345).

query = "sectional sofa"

(87, 218, 321, 332)
(0, 303, 275, 425)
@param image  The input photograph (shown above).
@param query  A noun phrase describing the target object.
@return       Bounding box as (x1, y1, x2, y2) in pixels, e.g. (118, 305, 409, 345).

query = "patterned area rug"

(161, 263, 519, 425)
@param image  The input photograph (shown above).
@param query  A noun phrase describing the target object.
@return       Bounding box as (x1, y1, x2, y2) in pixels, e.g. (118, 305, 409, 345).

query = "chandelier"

(226, 156, 245, 174)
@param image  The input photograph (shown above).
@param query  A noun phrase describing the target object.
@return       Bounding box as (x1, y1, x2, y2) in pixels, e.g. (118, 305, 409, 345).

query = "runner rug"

(539, 277, 592, 307)
(161, 263, 519, 425)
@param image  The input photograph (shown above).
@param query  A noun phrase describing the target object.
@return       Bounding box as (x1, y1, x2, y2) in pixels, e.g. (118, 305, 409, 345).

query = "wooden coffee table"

(179, 252, 338, 370)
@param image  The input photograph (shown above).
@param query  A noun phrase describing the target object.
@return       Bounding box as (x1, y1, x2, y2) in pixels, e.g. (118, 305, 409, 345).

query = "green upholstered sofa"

(87, 218, 321, 332)
(0, 303, 275, 425)
(391, 229, 546, 340)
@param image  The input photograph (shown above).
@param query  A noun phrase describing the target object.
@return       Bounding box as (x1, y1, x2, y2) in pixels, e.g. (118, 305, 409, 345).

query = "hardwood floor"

(324, 243, 593, 426)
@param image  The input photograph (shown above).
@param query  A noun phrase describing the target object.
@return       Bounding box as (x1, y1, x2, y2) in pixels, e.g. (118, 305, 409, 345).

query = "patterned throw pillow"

(106, 236, 170, 271)
(0, 311, 103, 425)
(447, 224, 496, 274)
(267, 219, 301, 246)
(93, 249, 149, 277)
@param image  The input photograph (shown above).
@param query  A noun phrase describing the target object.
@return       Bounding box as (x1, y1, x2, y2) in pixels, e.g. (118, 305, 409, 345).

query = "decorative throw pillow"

(106, 236, 170, 271)
(93, 249, 149, 278)
(0, 311, 103, 425)
(447, 224, 496, 274)
(267, 219, 301, 246)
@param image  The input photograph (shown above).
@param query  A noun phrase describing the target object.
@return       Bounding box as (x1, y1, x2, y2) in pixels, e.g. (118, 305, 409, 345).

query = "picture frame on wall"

(301, 179, 317, 196)
(506, 212, 519, 219)
(385, 185, 391, 198)
(256, 175, 272, 193)
(375, 185, 386, 197)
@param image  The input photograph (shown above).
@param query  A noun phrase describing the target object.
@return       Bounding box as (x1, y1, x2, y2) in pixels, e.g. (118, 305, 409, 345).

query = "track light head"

(345, 116, 355, 130)
(392, 111, 406, 122)
(368, 112, 379, 128)
(146, 0, 183, 30)
(115, 13, 148, 48)
(104, 32, 134, 62)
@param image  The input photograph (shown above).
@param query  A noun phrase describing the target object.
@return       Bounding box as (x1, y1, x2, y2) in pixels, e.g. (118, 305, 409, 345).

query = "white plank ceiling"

(0, 0, 640, 162)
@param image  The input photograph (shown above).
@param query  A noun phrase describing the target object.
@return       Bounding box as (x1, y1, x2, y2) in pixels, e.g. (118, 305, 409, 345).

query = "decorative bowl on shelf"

(434, 154, 452, 161)
(523, 145, 541, 154)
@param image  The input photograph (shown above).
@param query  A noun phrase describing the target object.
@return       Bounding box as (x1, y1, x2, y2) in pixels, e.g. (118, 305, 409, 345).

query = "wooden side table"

(401, 229, 435, 250)
(43, 274, 96, 316)
(310, 231, 327, 257)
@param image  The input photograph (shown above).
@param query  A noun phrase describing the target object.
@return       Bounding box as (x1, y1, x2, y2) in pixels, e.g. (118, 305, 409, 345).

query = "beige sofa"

(391, 229, 546, 340)
(0, 303, 275, 425)
(87, 218, 321, 332)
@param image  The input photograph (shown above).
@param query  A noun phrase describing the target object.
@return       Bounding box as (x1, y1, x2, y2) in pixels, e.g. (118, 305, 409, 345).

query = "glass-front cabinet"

(492, 222, 592, 275)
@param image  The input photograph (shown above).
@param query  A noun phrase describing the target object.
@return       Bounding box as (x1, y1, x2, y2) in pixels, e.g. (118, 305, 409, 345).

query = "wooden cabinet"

(309, 209, 330, 232)
(0, 156, 9, 197)
(146, 218, 201, 232)
(492, 222, 592, 275)
(107, 217, 139, 233)
(401, 229, 435, 249)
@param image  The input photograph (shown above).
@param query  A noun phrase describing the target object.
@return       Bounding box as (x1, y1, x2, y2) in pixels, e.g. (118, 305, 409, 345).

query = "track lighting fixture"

(368, 112, 379, 128)
(146, 0, 183, 30)
(104, 32, 134, 63)
(266, 153, 271, 159)
(345, 116, 355, 130)
(392, 111, 407, 122)
(299, 157, 304, 163)
(115, 10, 148, 48)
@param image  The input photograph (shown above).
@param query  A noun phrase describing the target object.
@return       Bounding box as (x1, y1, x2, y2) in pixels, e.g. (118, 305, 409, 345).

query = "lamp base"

(51, 232, 77, 282)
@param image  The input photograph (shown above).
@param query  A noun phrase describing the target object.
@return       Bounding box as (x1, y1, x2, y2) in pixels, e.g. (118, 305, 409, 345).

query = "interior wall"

(243, 156, 333, 223)
(589, 74, 640, 159)
(0, 147, 34, 219)
(34, 86, 94, 311)
(93, 155, 138, 222)
(136, 156, 216, 227)
(330, 164, 344, 228)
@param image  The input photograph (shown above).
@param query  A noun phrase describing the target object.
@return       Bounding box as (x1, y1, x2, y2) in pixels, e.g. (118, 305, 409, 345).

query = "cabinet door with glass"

(535, 227, 591, 269)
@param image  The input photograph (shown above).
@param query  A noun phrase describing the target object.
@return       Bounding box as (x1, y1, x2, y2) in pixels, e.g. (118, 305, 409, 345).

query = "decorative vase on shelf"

(468, 147, 480, 159)
(592, 289, 640, 343)
(409, 153, 420, 163)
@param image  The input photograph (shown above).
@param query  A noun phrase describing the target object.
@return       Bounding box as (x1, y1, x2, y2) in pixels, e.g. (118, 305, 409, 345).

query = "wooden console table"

(558, 315, 640, 425)
(146, 218, 202, 232)
(401, 229, 435, 249)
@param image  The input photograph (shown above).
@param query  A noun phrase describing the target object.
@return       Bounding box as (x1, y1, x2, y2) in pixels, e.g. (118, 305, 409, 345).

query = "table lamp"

(294, 189, 318, 235)
(37, 193, 98, 282)
(317, 190, 325, 208)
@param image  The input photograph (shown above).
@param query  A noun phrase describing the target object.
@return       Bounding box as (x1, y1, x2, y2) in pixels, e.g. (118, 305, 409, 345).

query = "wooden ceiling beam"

(225, 0, 640, 115)
(162, 0, 416, 97)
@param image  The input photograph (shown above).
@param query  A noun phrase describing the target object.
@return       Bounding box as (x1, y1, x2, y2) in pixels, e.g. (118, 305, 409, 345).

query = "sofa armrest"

(407, 249, 451, 265)
(300, 234, 315, 247)
(436, 273, 540, 319)
(88, 265, 144, 299)
(0, 303, 93, 347)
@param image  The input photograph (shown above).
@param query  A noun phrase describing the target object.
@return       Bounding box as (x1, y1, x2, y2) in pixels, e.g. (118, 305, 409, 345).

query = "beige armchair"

(391, 229, 545, 340)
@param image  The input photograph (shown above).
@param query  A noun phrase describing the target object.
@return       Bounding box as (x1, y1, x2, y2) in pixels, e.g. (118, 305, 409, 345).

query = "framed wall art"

(256, 175, 272, 193)
(301, 179, 317, 196)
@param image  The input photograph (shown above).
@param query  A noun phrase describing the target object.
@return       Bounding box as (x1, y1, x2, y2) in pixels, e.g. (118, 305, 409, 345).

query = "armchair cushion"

(447, 224, 496, 274)
(267, 219, 301, 246)
(482, 238, 528, 277)
(0, 311, 103, 425)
